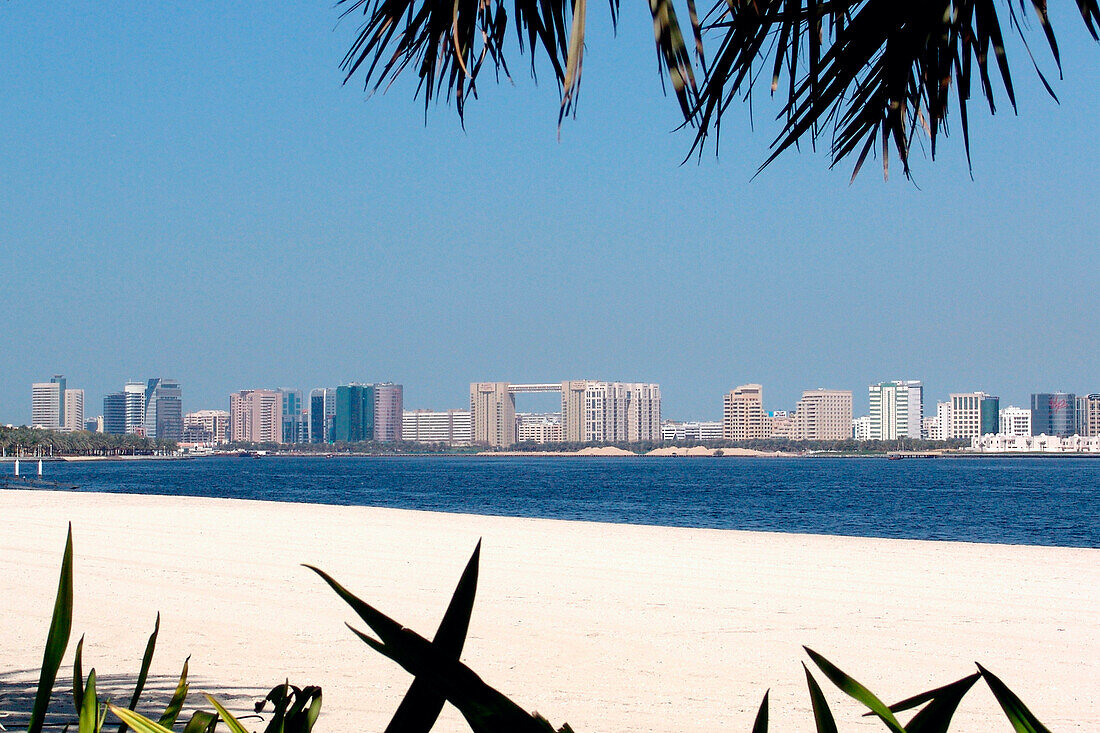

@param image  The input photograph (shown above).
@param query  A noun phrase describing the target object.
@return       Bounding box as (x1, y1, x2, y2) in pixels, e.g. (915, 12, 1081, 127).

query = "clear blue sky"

(2, 2, 1098, 423)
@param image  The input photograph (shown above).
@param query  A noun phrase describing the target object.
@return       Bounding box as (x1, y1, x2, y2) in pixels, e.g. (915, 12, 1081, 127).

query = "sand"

(1, 489, 1096, 732)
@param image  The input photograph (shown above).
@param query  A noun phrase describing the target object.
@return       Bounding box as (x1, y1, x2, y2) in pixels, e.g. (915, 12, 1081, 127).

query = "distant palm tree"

(334, 0, 1098, 177)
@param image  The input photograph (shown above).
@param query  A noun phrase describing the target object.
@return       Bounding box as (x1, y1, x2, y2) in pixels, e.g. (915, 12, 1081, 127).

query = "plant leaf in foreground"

(79, 670, 99, 733)
(107, 704, 174, 733)
(309, 559, 563, 733)
(181, 711, 219, 733)
(73, 634, 86, 712)
(119, 613, 160, 733)
(29, 524, 74, 733)
(751, 689, 768, 733)
(205, 694, 250, 733)
(976, 664, 1052, 733)
(880, 673, 981, 733)
(803, 664, 838, 733)
(386, 540, 480, 733)
(158, 657, 190, 728)
(804, 647, 905, 732)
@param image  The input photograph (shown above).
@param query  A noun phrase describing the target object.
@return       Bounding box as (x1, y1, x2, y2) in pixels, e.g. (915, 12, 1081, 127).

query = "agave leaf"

(119, 613, 160, 733)
(107, 705, 174, 733)
(803, 665, 838, 733)
(205, 695, 251, 733)
(79, 671, 99, 733)
(751, 689, 769, 733)
(804, 647, 905, 732)
(158, 657, 190, 728)
(181, 711, 219, 733)
(385, 540, 480, 733)
(29, 524, 74, 733)
(976, 664, 1052, 733)
(73, 635, 86, 712)
(873, 673, 980, 733)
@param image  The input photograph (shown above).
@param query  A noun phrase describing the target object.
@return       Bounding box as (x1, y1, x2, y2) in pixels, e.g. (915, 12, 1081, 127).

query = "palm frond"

(337, 0, 1100, 177)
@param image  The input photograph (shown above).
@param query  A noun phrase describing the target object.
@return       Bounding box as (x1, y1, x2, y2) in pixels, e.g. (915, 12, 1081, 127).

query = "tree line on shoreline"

(0, 426, 177, 456)
(220, 437, 971, 455)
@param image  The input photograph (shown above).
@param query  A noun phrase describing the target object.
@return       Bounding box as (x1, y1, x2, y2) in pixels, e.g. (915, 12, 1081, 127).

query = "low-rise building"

(402, 409, 472, 445)
(972, 434, 1100, 453)
(661, 420, 724, 442)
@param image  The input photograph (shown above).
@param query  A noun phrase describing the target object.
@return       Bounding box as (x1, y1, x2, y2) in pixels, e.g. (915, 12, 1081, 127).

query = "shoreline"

(2, 489, 1097, 731)
(3, 450, 1098, 462)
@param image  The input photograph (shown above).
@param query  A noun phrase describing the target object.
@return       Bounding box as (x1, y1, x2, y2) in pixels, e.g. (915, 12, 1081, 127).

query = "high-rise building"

(333, 384, 375, 443)
(184, 410, 230, 444)
(280, 389, 306, 444)
(936, 401, 952, 439)
(373, 383, 404, 442)
(308, 388, 336, 443)
(123, 381, 147, 435)
(868, 380, 923, 440)
(229, 390, 281, 443)
(722, 384, 772, 440)
(1031, 392, 1076, 437)
(31, 377, 64, 429)
(792, 389, 853, 441)
(950, 392, 999, 438)
(560, 381, 661, 443)
(103, 392, 127, 435)
(852, 415, 872, 440)
(63, 390, 84, 432)
(999, 406, 1033, 437)
(470, 382, 516, 447)
(1077, 394, 1100, 437)
(402, 409, 472, 445)
(145, 378, 183, 441)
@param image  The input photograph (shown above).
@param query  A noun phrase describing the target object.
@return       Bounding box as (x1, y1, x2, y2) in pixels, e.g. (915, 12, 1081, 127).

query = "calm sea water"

(23, 455, 1100, 547)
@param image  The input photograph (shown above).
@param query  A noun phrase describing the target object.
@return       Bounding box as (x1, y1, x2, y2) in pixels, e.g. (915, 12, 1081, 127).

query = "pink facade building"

(229, 389, 281, 443)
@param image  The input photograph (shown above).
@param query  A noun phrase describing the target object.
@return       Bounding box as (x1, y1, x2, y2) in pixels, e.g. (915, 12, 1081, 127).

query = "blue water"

(26, 455, 1100, 547)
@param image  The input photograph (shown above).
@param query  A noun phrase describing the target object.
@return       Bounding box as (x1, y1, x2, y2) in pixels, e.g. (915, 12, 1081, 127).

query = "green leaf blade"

(29, 524, 75, 733)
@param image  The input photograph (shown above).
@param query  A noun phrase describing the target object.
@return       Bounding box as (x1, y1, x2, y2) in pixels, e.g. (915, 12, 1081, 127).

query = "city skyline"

(3, 6, 1099, 431)
(12, 369, 1097, 432)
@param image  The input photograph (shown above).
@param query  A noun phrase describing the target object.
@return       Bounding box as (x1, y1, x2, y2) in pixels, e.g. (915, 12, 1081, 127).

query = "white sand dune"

(1, 489, 1096, 731)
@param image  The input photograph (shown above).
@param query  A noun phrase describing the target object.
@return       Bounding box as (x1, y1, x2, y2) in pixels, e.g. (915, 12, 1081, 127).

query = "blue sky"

(2, 2, 1098, 423)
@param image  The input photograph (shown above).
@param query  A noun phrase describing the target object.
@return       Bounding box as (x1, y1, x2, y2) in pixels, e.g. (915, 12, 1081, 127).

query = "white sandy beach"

(1, 489, 1096, 731)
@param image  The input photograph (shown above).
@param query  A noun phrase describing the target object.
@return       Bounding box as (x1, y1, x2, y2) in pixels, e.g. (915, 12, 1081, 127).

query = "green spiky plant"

(312, 541, 1056, 732)
(22, 526, 319, 733)
(21, 527, 1056, 732)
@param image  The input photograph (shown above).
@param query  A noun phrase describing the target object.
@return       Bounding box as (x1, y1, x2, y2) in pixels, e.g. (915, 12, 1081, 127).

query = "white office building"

(402, 409, 472, 445)
(999, 406, 1033, 437)
(868, 381, 923, 440)
(661, 420, 724, 442)
(852, 415, 872, 441)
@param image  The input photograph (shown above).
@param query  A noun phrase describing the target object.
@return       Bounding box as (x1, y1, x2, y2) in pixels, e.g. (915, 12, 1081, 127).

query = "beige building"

(185, 410, 230, 444)
(560, 380, 661, 443)
(63, 389, 84, 433)
(950, 392, 998, 439)
(723, 384, 772, 440)
(471, 380, 660, 448)
(470, 382, 516, 447)
(1077, 394, 1100, 437)
(516, 413, 564, 444)
(229, 390, 281, 443)
(792, 389, 853, 441)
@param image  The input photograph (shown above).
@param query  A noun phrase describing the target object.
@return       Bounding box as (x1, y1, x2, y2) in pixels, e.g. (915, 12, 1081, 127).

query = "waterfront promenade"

(2, 489, 1097, 731)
